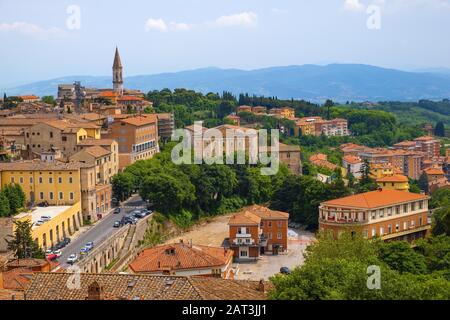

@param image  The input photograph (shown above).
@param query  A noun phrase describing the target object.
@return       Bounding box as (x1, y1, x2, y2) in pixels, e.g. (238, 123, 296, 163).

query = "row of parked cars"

(113, 208, 152, 228)
(44, 237, 71, 261)
(66, 241, 94, 264)
(34, 215, 52, 227)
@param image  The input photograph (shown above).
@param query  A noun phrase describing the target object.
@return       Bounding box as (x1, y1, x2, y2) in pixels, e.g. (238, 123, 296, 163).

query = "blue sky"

(0, 0, 450, 87)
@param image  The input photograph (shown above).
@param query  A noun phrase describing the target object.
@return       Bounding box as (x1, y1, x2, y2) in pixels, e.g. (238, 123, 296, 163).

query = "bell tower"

(112, 46, 123, 94)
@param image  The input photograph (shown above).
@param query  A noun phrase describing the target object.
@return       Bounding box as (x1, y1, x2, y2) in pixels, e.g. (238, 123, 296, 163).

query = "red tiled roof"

(129, 242, 233, 273)
(321, 189, 429, 209)
(376, 174, 409, 183)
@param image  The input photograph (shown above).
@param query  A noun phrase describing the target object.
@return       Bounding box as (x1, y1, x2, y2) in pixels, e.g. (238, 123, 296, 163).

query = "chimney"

(86, 281, 104, 300)
(258, 279, 265, 293)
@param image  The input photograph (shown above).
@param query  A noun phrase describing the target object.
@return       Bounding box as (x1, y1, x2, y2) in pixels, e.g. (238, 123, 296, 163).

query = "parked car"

(53, 249, 62, 258)
(35, 220, 45, 227)
(134, 210, 147, 218)
(85, 241, 94, 250)
(55, 241, 65, 250)
(41, 216, 51, 222)
(67, 254, 78, 264)
(63, 237, 71, 245)
(113, 207, 121, 214)
(45, 249, 53, 256)
(113, 221, 121, 228)
(280, 267, 291, 275)
(46, 253, 58, 261)
(123, 215, 136, 225)
(80, 247, 89, 255)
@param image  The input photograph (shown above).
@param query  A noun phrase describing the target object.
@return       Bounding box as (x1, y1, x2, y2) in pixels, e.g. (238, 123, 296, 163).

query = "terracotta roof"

(414, 136, 437, 142)
(99, 91, 118, 98)
(259, 143, 300, 153)
(0, 160, 81, 172)
(1, 268, 34, 291)
(129, 242, 233, 273)
(19, 95, 39, 100)
(82, 146, 111, 158)
(24, 273, 267, 300)
(229, 205, 288, 225)
(376, 174, 409, 183)
(77, 138, 116, 146)
(244, 205, 288, 219)
(343, 155, 362, 165)
(0, 289, 24, 300)
(321, 189, 429, 209)
(117, 96, 144, 101)
(5, 259, 49, 269)
(425, 167, 445, 175)
(120, 115, 157, 126)
(228, 211, 261, 225)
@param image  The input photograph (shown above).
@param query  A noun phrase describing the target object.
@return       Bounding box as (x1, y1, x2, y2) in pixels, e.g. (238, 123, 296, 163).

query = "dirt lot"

(164, 214, 316, 280)
(164, 214, 232, 247)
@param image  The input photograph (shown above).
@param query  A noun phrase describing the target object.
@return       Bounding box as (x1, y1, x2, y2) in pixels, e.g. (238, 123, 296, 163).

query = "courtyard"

(164, 214, 316, 280)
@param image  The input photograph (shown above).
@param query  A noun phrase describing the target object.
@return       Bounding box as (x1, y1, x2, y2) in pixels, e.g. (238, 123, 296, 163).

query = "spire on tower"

(113, 46, 122, 69)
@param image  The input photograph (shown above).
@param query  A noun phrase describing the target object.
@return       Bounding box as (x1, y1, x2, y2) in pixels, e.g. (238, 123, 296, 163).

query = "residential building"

(228, 205, 289, 261)
(376, 174, 410, 192)
(424, 167, 450, 193)
(76, 138, 119, 175)
(156, 113, 175, 142)
(413, 136, 441, 159)
(129, 241, 234, 278)
(24, 120, 101, 159)
(369, 162, 395, 179)
(70, 146, 116, 184)
(319, 189, 430, 242)
(0, 160, 108, 222)
(342, 155, 363, 179)
(269, 107, 295, 119)
(237, 105, 252, 113)
(19, 95, 40, 103)
(295, 117, 349, 137)
(225, 114, 241, 126)
(259, 143, 302, 175)
(252, 106, 267, 114)
(102, 114, 159, 170)
(24, 273, 268, 300)
(309, 153, 339, 171)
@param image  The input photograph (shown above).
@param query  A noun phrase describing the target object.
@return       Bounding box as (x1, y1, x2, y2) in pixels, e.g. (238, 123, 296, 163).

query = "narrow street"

(58, 194, 145, 268)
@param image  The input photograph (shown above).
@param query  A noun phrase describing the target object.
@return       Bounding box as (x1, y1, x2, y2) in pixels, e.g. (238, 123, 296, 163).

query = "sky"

(0, 0, 450, 87)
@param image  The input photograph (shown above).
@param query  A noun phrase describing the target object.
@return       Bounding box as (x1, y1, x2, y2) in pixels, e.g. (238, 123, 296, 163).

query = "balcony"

(233, 238, 255, 246)
(236, 233, 252, 238)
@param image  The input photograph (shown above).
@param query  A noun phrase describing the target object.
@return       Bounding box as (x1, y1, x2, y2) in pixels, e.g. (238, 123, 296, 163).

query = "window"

(69, 177, 73, 183)
(59, 192, 63, 200)
(411, 202, 416, 211)
(268, 221, 272, 227)
(238, 227, 246, 235)
(49, 192, 54, 200)
(395, 206, 400, 214)
(411, 220, 415, 228)
(58, 177, 62, 184)
(10, 177, 15, 183)
(403, 204, 408, 213)
(371, 228, 376, 237)
(277, 231, 282, 239)
(363, 230, 368, 238)
(69, 192, 74, 200)
(50, 132, 53, 138)
(380, 227, 384, 236)
(403, 221, 408, 230)
(269, 232, 273, 239)
(419, 201, 424, 210)
(388, 224, 392, 234)
(19, 177, 24, 183)
(29, 177, 33, 184)
(396, 224, 399, 231)
(39, 192, 44, 200)
(49, 177, 53, 183)
(371, 211, 376, 219)
(39, 177, 43, 183)
(277, 221, 282, 228)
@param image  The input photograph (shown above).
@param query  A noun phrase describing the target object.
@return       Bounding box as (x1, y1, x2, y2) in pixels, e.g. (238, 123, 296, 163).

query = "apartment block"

(102, 114, 159, 170)
(228, 205, 289, 261)
(319, 189, 430, 242)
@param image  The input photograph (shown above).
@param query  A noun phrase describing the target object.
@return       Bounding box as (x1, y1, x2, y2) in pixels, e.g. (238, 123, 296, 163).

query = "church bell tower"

(112, 46, 123, 94)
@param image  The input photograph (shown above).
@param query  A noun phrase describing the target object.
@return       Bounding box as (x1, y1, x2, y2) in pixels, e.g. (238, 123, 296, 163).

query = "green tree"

(418, 173, 429, 194)
(41, 95, 56, 106)
(0, 191, 11, 217)
(432, 206, 450, 236)
(434, 121, 445, 137)
(111, 173, 134, 201)
(2, 184, 25, 215)
(378, 241, 427, 274)
(6, 220, 44, 259)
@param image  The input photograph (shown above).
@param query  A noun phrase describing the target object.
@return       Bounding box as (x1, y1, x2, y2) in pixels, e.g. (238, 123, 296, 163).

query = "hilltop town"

(1, 48, 450, 301)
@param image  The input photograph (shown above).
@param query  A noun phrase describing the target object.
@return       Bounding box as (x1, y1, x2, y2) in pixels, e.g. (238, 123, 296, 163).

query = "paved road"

(58, 194, 145, 268)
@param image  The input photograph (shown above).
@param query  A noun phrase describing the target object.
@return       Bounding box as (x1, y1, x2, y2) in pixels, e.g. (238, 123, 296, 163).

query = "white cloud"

(145, 18, 168, 32)
(343, 0, 365, 11)
(0, 22, 65, 38)
(145, 18, 192, 32)
(214, 12, 258, 27)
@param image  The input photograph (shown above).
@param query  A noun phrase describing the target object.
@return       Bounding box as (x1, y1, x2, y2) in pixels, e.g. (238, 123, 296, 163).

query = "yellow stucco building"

(376, 174, 410, 192)
(14, 203, 83, 249)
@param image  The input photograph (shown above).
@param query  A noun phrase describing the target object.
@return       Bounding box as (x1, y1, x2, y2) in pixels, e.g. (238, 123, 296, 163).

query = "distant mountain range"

(3, 64, 450, 102)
